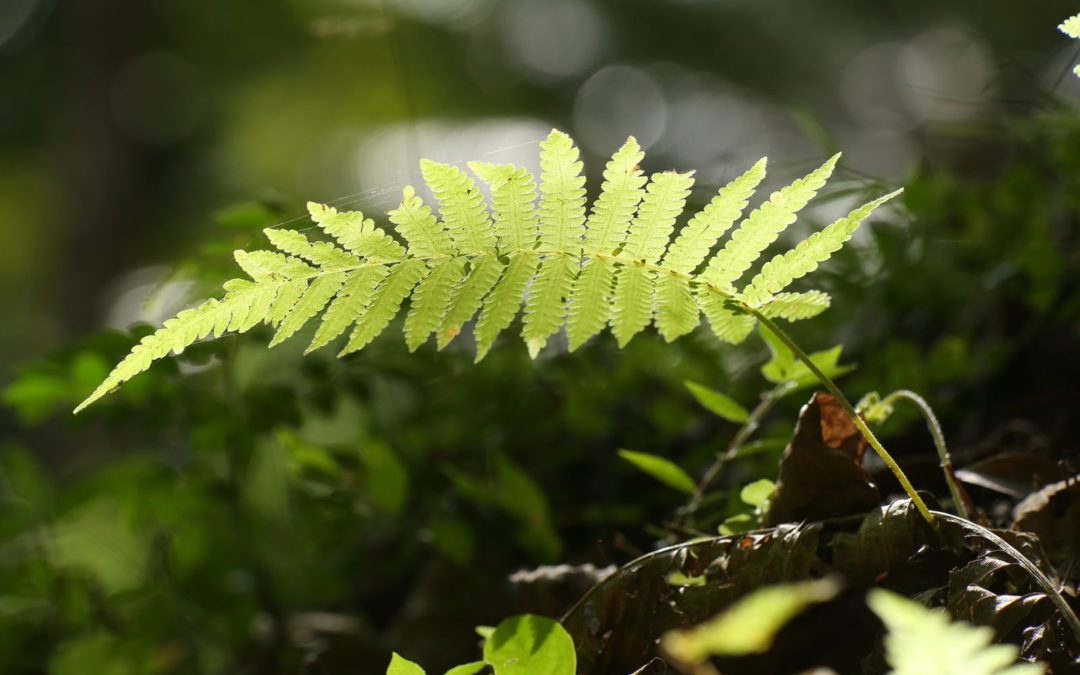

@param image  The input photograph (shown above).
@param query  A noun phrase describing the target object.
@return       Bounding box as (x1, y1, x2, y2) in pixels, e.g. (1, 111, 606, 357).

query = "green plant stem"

(683, 382, 793, 518)
(746, 308, 936, 527)
(880, 390, 971, 520)
(932, 510, 1080, 643)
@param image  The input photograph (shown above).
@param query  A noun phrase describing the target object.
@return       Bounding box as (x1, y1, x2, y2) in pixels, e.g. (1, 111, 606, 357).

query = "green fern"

(1061, 14, 1080, 78)
(76, 129, 900, 412)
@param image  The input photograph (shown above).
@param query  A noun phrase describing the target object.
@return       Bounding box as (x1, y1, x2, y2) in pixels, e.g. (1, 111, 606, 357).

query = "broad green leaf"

(618, 449, 696, 495)
(661, 578, 841, 662)
(387, 653, 426, 675)
(740, 479, 775, 508)
(482, 614, 576, 675)
(685, 381, 750, 423)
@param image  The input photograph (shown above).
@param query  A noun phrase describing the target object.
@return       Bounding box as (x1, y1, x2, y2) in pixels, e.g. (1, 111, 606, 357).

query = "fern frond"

(420, 161, 495, 254)
(536, 130, 587, 254)
(661, 159, 766, 274)
(565, 259, 616, 351)
(702, 154, 839, 290)
(234, 250, 314, 283)
(270, 272, 347, 347)
(436, 257, 505, 349)
(388, 187, 456, 257)
(78, 130, 901, 412)
(307, 203, 407, 260)
(307, 267, 389, 353)
(654, 274, 698, 342)
(611, 171, 694, 345)
(340, 260, 426, 355)
(741, 190, 901, 307)
(522, 256, 575, 358)
(757, 290, 831, 321)
(474, 256, 537, 361)
(264, 229, 359, 269)
(403, 258, 467, 352)
(74, 280, 282, 412)
(610, 265, 654, 347)
(621, 171, 695, 264)
(582, 137, 647, 254)
(565, 139, 647, 350)
(698, 291, 756, 344)
(1061, 14, 1080, 38)
(468, 162, 540, 254)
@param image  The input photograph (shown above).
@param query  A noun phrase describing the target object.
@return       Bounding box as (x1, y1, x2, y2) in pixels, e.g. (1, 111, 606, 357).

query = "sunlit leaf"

(386, 652, 426, 675)
(684, 381, 749, 423)
(483, 614, 576, 675)
(618, 449, 696, 494)
(661, 577, 841, 662)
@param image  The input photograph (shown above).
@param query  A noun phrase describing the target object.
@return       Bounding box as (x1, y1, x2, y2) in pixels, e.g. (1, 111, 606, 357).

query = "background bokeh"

(1, 1, 1078, 673)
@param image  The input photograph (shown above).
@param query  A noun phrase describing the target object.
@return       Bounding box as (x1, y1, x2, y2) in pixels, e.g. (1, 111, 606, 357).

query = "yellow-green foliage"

(76, 130, 900, 412)
(1061, 14, 1080, 78)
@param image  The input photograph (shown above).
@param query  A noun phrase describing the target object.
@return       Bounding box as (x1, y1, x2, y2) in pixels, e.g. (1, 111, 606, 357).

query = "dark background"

(1, 1, 1078, 673)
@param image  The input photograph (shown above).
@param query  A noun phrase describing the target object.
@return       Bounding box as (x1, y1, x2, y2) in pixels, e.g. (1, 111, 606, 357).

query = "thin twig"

(682, 382, 794, 519)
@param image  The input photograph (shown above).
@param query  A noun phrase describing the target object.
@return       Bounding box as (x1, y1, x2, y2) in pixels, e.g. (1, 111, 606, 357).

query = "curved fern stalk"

(76, 129, 900, 418)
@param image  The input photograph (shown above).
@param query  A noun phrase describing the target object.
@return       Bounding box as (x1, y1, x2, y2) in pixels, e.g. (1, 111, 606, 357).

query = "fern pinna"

(76, 130, 899, 412)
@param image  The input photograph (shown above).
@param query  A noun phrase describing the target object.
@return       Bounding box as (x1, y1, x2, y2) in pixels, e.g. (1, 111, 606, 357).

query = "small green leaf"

(387, 653, 426, 675)
(444, 662, 486, 675)
(684, 381, 750, 423)
(667, 571, 707, 587)
(759, 325, 854, 389)
(482, 614, 576, 675)
(661, 578, 841, 662)
(739, 479, 775, 508)
(618, 449, 696, 495)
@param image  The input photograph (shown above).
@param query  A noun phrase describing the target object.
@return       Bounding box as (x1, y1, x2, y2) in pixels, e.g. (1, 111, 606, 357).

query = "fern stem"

(879, 390, 971, 520)
(746, 308, 936, 527)
(932, 510, 1080, 643)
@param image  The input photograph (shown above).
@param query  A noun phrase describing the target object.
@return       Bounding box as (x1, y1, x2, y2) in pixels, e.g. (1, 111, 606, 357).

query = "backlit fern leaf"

(522, 130, 587, 355)
(701, 154, 839, 291)
(420, 161, 495, 254)
(470, 162, 541, 358)
(387, 187, 455, 257)
(567, 137, 646, 350)
(741, 191, 900, 307)
(758, 290, 831, 321)
(77, 129, 900, 412)
(404, 258, 467, 352)
(308, 203, 407, 260)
